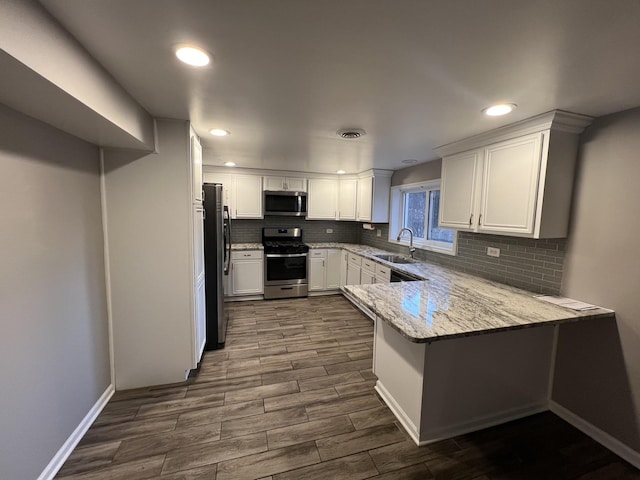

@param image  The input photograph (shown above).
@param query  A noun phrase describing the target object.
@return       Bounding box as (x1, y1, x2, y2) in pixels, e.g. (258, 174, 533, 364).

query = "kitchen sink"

(373, 254, 417, 264)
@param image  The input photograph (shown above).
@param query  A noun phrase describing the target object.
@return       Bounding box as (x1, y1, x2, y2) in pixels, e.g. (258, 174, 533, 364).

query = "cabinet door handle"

(479, 214, 483, 226)
(469, 213, 473, 227)
(322, 260, 325, 267)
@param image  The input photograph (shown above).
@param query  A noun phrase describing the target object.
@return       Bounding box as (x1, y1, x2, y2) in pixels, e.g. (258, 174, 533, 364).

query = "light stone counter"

(307, 242, 614, 343)
(310, 242, 615, 446)
(231, 243, 263, 251)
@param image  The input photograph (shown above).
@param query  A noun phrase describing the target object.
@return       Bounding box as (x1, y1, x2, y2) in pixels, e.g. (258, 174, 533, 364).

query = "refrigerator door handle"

(223, 220, 231, 274)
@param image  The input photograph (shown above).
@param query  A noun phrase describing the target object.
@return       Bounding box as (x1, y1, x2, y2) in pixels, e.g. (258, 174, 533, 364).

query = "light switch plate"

(326, 228, 333, 234)
(376, 229, 381, 237)
(487, 247, 500, 257)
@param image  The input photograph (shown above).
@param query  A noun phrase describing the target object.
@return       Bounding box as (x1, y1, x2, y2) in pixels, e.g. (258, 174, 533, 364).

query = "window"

(389, 180, 456, 255)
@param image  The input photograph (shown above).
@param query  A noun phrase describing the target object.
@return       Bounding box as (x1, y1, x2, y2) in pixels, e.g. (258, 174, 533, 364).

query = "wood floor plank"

(224, 380, 299, 405)
(298, 371, 365, 392)
(334, 379, 377, 398)
(324, 358, 373, 375)
(220, 407, 308, 439)
(315, 423, 406, 461)
(135, 393, 224, 418)
(273, 452, 378, 480)
(176, 399, 264, 429)
(162, 432, 268, 474)
(305, 393, 382, 421)
(215, 441, 321, 480)
(264, 388, 340, 412)
(261, 366, 327, 385)
(368, 438, 461, 474)
(155, 464, 217, 480)
(56, 454, 165, 480)
(114, 422, 221, 462)
(266, 415, 355, 450)
(365, 463, 434, 479)
(78, 415, 178, 446)
(291, 353, 351, 369)
(348, 405, 398, 430)
(55, 442, 121, 477)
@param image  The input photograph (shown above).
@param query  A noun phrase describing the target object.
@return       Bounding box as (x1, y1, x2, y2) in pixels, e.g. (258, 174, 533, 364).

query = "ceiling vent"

(336, 128, 366, 139)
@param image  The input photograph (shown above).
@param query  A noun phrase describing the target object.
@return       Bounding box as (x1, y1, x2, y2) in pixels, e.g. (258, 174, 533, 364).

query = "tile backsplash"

(232, 217, 360, 243)
(231, 218, 565, 294)
(360, 224, 565, 295)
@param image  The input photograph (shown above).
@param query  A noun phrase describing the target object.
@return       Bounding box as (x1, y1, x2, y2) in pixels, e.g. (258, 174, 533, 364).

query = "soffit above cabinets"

(34, 0, 640, 173)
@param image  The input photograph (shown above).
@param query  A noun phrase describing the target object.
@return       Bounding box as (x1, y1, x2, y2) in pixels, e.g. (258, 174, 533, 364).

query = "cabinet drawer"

(309, 250, 327, 258)
(375, 264, 390, 277)
(362, 259, 376, 272)
(348, 253, 362, 266)
(231, 250, 263, 260)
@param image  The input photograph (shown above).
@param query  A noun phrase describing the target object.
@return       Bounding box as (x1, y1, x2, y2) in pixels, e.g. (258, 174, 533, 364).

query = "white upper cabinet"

(338, 178, 357, 220)
(234, 175, 263, 218)
(204, 172, 262, 219)
(440, 149, 483, 231)
(356, 170, 393, 223)
(357, 176, 373, 222)
(436, 110, 593, 239)
(190, 131, 203, 204)
(263, 176, 307, 192)
(307, 178, 338, 220)
(479, 133, 542, 235)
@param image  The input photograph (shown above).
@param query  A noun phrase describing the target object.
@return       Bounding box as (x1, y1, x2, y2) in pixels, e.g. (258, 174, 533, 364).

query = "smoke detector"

(336, 128, 366, 139)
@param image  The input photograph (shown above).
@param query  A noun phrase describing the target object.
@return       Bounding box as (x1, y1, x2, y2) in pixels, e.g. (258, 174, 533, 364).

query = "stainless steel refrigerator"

(203, 183, 231, 349)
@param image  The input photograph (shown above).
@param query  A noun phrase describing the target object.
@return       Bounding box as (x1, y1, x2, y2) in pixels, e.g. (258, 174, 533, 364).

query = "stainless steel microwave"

(264, 191, 307, 216)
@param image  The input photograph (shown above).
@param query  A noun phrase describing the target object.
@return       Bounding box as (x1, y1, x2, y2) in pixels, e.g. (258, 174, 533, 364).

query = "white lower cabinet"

(361, 257, 376, 285)
(326, 250, 341, 289)
(309, 249, 341, 292)
(309, 251, 326, 291)
(375, 263, 391, 284)
(230, 250, 263, 296)
(346, 252, 362, 285)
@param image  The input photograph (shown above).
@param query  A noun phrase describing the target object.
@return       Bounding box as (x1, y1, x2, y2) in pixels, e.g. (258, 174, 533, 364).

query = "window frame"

(388, 180, 457, 256)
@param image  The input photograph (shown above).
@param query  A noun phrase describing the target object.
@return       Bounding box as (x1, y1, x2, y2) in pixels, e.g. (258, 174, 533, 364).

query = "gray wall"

(553, 107, 640, 453)
(391, 159, 442, 186)
(0, 105, 111, 479)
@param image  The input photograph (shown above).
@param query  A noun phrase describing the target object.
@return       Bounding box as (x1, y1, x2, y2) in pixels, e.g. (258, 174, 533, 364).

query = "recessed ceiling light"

(483, 103, 517, 117)
(336, 128, 366, 139)
(210, 129, 230, 137)
(224, 161, 236, 167)
(401, 159, 418, 165)
(175, 46, 210, 67)
(336, 170, 346, 175)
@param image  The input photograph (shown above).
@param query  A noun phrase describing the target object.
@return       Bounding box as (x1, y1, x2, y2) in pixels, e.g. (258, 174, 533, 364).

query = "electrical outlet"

(487, 247, 500, 258)
(326, 228, 333, 234)
(376, 229, 381, 237)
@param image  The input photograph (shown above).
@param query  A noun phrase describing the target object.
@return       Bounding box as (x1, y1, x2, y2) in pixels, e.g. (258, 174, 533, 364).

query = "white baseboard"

(550, 400, 640, 470)
(375, 381, 421, 444)
(418, 402, 548, 446)
(37, 384, 115, 480)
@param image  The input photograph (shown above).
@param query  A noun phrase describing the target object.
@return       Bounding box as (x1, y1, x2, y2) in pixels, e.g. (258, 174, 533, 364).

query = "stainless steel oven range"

(262, 227, 309, 299)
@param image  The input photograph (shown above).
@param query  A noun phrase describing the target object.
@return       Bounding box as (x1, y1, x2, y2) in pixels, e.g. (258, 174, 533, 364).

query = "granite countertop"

(231, 243, 263, 250)
(307, 242, 615, 343)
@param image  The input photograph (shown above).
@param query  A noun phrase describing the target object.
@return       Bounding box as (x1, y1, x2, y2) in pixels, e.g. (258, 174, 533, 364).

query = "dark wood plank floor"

(56, 295, 639, 479)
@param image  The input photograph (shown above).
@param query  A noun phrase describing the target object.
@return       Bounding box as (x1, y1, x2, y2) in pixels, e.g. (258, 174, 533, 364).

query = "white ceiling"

(40, 0, 640, 174)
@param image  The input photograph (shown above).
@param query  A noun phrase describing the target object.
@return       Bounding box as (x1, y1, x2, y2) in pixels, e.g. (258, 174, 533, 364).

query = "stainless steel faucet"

(396, 228, 416, 258)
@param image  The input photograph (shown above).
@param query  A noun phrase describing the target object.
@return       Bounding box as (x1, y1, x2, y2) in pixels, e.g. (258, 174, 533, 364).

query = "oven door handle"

(265, 253, 308, 258)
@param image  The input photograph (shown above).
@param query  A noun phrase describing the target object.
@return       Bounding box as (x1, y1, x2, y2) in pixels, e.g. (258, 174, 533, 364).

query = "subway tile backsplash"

(231, 218, 565, 294)
(232, 217, 360, 244)
(360, 224, 565, 294)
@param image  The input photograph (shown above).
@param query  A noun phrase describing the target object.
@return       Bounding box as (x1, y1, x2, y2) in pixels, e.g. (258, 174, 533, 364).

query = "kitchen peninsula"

(341, 253, 614, 446)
